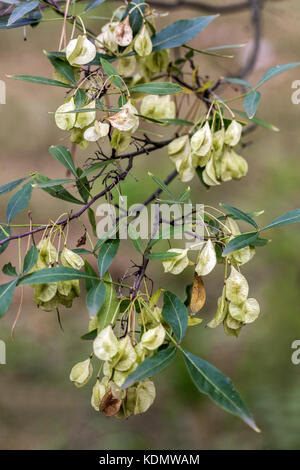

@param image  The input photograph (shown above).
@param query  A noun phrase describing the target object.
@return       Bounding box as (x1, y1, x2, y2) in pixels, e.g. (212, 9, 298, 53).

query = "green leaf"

(221, 204, 258, 229)
(76, 168, 90, 203)
(182, 350, 260, 432)
(149, 173, 175, 198)
(0, 177, 28, 196)
(33, 178, 74, 188)
(88, 208, 97, 237)
(256, 62, 300, 88)
(100, 58, 123, 89)
(260, 209, 300, 231)
(45, 54, 77, 85)
(81, 328, 98, 340)
(86, 281, 106, 317)
(73, 248, 92, 255)
(243, 91, 261, 119)
(162, 291, 188, 342)
(97, 272, 119, 331)
(8, 74, 74, 88)
(0, 280, 18, 317)
(251, 237, 269, 246)
(6, 182, 32, 224)
(18, 267, 99, 286)
(152, 16, 218, 52)
(49, 145, 77, 177)
(128, 224, 143, 253)
(121, 0, 145, 36)
(84, 0, 106, 12)
(0, 10, 41, 29)
(97, 239, 119, 277)
(75, 89, 87, 110)
(222, 232, 259, 256)
(0, 225, 11, 255)
(129, 82, 182, 95)
(222, 77, 252, 88)
(232, 109, 279, 132)
(3, 262, 18, 277)
(79, 160, 112, 179)
(7, 1, 39, 26)
(34, 174, 84, 205)
(121, 347, 177, 389)
(84, 260, 99, 292)
(94, 223, 119, 251)
(145, 251, 180, 261)
(22, 245, 38, 274)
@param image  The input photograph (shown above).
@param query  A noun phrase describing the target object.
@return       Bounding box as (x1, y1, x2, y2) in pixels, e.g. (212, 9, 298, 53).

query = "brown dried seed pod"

(99, 390, 122, 417)
(114, 16, 133, 47)
(190, 273, 206, 314)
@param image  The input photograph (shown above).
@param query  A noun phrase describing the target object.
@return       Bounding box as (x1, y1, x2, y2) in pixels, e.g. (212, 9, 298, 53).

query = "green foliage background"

(1, 0, 300, 450)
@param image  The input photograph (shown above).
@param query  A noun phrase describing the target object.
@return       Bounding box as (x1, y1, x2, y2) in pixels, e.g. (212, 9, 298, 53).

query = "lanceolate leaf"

(221, 204, 258, 229)
(0, 11, 41, 29)
(260, 208, 300, 231)
(18, 267, 99, 286)
(8, 74, 74, 88)
(34, 174, 84, 205)
(6, 182, 32, 224)
(243, 91, 261, 119)
(49, 146, 77, 177)
(84, 260, 99, 292)
(97, 272, 120, 331)
(81, 328, 98, 340)
(0, 225, 11, 255)
(97, 239, 120, 277)
(222, 232, 259, 256)
(222, 77, 252, 88)
(129, 82, 182, 95)
(256, 62, 300, 88)
(0, 279, 18, 317)
(7, 0, 39, 26)
(182, 350, 260, 432)
(22, 245, 38, 274)
(100, 58, 123, 89)
(162, 291, 188, 343)
(145, 251, 180, 261)
(127, 224, 143, 253)
(3, 262, 18, 277)
(121, 347, 177, 389)
(0, 177, 28, 196)
(84, 0, 106, 13)
(152, 16, 218, 52)
(45, 54, 77, 85)
(86, 281, 106, 317)
(233, 109, 279, 132)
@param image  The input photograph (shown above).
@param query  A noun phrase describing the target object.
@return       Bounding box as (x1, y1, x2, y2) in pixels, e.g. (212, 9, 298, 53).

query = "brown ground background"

(1, 0, 300, 450)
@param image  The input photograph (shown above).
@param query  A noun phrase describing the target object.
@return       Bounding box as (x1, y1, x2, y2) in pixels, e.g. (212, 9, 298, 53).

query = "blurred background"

(1, 0, 300, 450)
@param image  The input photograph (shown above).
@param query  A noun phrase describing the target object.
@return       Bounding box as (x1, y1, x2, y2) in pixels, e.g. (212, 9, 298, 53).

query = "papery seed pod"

(141, 324, 165, 350)
(111, 129, 132, 152)
(70, 358, 93, 388)
(61, 247, 84, 270)
(223, 319, 241, 337)
(220, 148, 248, 182)
(70, 128, 89, 150)
(226, 266, 249, 304)
(34, 282, 57, 303)
(203, 157, 220, 186)
(110, 381, 126, 400)
(162, 248, 189, 275)
(190, 273, 206, 314)
(91, 379, 107, 411)
(134, 380, 156, 415)
(225, 217, 254, 266)
(188, 316, 203, 326)
(225, 313, 242, 330)
(66, 35, 96, 66)
(168, 136, 194, 183)
(96, 22, 119, 54)
(107, 101, 139, 132)
(224, 120, 243, 147)
(99, 389, 122, 416)
(57, 280, 72, 297)
(114, 16, 133, 47)
(103, 360, 113, 379)
(117, 56, 136, 77)
(134, 24, 152, 57)
(84, 121, 109, 142)
(93, 325, 119, 361)
(89, 315, 98, 332)
(114, 335, 137, 372)
(55, 98, 76, 131)
(75, 100, 96, 129)
(195, 240, 217, 276)
(191, 122, 212, 157)
(143, 50, 169, 73)
(243, 298, 260, 324)
(140, 95, 175, 123)
(37, 238, 58, 266)
(207, 288, 227, 329)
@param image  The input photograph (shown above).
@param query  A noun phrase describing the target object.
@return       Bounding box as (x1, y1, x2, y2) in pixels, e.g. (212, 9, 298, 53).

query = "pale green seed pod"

(84, 121, 109, 142)
(225, 313, 242, 330)
(37, 238, 58, 266)
(66, 35, 96, 66)
(191, 122, 212, 157)
(168, 136, 194, 182)
(70, 358, 93, 388)
(207, 288, 228, 329)
(61, 247, 84, 270)
(162, 248, 189, 275)
(103, 361, 113, 379)
(110, 381, 126, 400)
(141, 324, 165, 351)
(195, 240, 217, 276)
(223, 317, 241, 337)
(93, 325, 119, 361)
(111, 129, 132, 152)
(226, 266, 249, 304)
(117, 56, 136, 77)
(134, 342, 146, 363)
(202, 157, 220, 186)
(213, 128, 225, 156)
(134, 380, 156, 415)
(225, 217, 254, 265)
(91, 380, 107, 411)
(115, 335, 137, 372)
(96, 22, 119, 54)
(114, 16, 133, 47)
(143, 50, 169, 73)
(34, 282, 57, 303)
(34, 295, 60, 312)
(140, 95, 175, 123)
(57, 280, 72, 297)
(75, 100, 96, 129)
(134, 24, 152, 57)
(55, 98, 76, 131)
(224, 120, 243, 147)
(70, 128, 90, 150)
(243, 298, 260, 324)
(220, 148, 248, 181)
